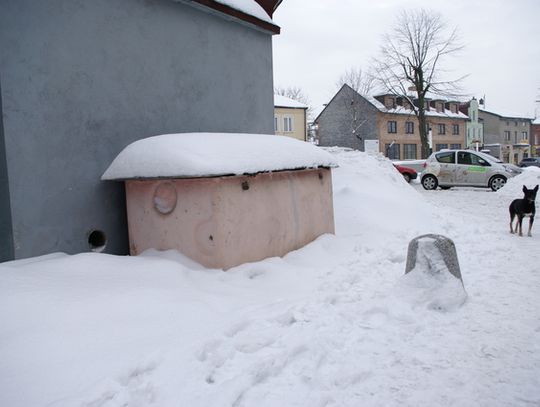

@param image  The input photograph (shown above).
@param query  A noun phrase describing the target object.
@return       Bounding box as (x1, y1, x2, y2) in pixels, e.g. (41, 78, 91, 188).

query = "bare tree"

(336, 67, 374, 97)
(335, 67, 375, 139)
(274, 86, 313, 119)
(373, 9, 465, 158)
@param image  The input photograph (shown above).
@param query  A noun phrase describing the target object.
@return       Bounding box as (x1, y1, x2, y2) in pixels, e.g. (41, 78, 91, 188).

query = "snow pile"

(327, 147, 436, 239)
(102, 133, 337, 180)
(497, 166, 540, 198)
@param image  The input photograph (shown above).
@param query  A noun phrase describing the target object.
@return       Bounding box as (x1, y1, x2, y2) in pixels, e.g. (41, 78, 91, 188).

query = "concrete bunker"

(102, 133, 337, 269)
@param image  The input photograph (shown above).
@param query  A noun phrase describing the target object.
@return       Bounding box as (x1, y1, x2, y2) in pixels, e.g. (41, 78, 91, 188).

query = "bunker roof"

(102, 133, 337, 180)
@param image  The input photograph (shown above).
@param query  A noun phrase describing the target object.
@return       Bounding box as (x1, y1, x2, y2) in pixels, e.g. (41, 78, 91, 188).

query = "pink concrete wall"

(125, 168, 334, 269)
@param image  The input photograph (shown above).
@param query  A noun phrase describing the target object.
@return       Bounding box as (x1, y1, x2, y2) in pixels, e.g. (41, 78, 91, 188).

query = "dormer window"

(385, 97, 396, 109)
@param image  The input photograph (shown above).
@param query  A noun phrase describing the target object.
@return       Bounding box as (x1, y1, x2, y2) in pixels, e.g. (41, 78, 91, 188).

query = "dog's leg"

(528, 216, 534, 237)
(518, 216, 524, 237)
(510, 211, 515, 234)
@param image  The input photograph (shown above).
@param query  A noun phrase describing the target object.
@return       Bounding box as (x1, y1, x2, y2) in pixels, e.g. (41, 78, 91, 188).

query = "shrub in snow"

(400, 234, 467, 311)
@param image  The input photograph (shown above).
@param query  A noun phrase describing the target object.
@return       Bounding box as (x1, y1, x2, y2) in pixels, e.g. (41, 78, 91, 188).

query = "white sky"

(272, 0, 540, 119)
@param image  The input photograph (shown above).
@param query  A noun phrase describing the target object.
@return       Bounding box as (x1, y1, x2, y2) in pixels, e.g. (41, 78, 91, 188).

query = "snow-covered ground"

(1, 149, 540, 407)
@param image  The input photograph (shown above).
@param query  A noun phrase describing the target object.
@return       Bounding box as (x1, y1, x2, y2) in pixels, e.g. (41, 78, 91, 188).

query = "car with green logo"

(421, 150, 522, 191)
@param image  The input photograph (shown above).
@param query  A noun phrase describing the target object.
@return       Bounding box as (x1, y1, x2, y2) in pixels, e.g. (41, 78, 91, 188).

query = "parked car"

(393, 164, 418, 183)
(421, 149, 522, 191)
(518, 157, 540, 168)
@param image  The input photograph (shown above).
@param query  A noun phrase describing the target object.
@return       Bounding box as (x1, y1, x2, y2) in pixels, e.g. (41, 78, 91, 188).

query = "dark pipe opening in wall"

(88, 230, 107, 252)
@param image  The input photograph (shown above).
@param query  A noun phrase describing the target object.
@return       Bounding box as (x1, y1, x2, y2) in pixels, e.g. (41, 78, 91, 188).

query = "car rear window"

(436, 151, 455, 164)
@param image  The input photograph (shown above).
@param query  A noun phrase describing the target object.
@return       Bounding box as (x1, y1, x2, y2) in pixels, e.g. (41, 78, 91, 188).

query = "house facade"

(314, 85, 379, 151)
(460, 98, 484, 149)
(375, 95, 467, 160)
(479, 108, 532, 163)
(274, 94, 308, 141)
(0, 0, 282, 262)
(315, 86, 467, 159)
(531, 118, 540, 156)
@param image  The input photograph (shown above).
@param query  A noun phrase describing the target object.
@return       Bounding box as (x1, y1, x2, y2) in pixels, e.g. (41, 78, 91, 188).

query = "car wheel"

(489, 175, 506, 191)
(422, 175, 438, 190)
(402, 173, 411, 183)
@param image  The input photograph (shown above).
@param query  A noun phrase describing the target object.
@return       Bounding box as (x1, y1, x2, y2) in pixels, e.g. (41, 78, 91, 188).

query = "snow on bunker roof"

(102, 133, 338, 180)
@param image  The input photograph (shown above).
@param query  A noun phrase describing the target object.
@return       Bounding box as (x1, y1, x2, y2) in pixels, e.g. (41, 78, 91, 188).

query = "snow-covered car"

(393, 163, 417, 183)
(421, 149, 522, 191)
(518, 157, 540, 168)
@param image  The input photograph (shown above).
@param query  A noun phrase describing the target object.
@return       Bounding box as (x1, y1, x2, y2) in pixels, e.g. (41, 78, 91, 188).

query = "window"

(405, 121, 414, 134)
(387, 121, 397, 133)
(384, 97, 396, 109)
(385, 143, 400, 159)
(450, 143, 461, 149)
(504, 131, 511, 141)
(435, 143, 448, 151)
(283, 116, 293, 132)
(438, 123, 446, 135)
(452, 124, 459, 135)
(522, 131, 528, 140)
(436, 151, 454, 163)
(514, 121, 518, 126)
(457, 152, 489, 166)
(404, 144, 417, 159)
(274, 116, 278, 132)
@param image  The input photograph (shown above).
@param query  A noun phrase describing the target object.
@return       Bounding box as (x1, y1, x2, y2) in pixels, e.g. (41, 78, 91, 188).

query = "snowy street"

(1, 149, 539, 407)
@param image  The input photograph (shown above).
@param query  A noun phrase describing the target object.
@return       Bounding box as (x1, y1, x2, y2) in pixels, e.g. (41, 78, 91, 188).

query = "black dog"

(509, 185, 538, 237)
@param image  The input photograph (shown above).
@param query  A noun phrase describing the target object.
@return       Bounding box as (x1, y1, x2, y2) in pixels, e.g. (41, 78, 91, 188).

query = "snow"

(101, 133, 337, 180)
(274, 94, 308, 109)
(185, 0, 274, 24)
(480, 107, 534, 121)
(496, 166, 540, 198)
(2, 149, 540, 406)
(368, 97, 468, 119)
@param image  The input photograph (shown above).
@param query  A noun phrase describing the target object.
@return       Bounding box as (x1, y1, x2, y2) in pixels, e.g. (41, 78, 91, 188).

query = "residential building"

(460, 98, 484, 149)
(531, 118, 540, 156)
(315, 85, 468, 159)
(0, 0, 282, 261)
(478, 108, 533, 163)
(314, 84, 379, 151)
(375, 95, 467, 159)
(274, 94, 308, 141)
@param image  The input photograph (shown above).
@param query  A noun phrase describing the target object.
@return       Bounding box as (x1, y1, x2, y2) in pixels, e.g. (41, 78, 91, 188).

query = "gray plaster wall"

(480, 111, 504, 145)
(0, 81, 14, 261)
(315, 85, 378, 151)
(0, 0, 274, 260)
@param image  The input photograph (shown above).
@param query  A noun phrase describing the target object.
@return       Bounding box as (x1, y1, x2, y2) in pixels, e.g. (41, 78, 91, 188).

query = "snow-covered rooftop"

(480, 107, 534, 120)
(209, 0, 274, 24)
(274, 94, 308, 109)
(102, 133, 337, 180)
(368, 97, 468, 120)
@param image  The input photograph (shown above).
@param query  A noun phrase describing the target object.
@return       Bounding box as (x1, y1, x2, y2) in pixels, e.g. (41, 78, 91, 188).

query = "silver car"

(421, 150, 522, 191)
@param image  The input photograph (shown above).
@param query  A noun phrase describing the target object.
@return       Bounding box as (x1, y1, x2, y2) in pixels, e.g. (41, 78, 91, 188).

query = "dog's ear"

(523, 185, 527, 193)
(535, 185, 539, 192)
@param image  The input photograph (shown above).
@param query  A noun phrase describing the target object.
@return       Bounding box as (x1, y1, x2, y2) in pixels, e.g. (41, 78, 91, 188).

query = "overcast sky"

(272, 0, 540, 119)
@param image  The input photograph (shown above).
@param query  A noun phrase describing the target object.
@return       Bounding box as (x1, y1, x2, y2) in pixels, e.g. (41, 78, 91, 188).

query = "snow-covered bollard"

(401, 234, 467, 311)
